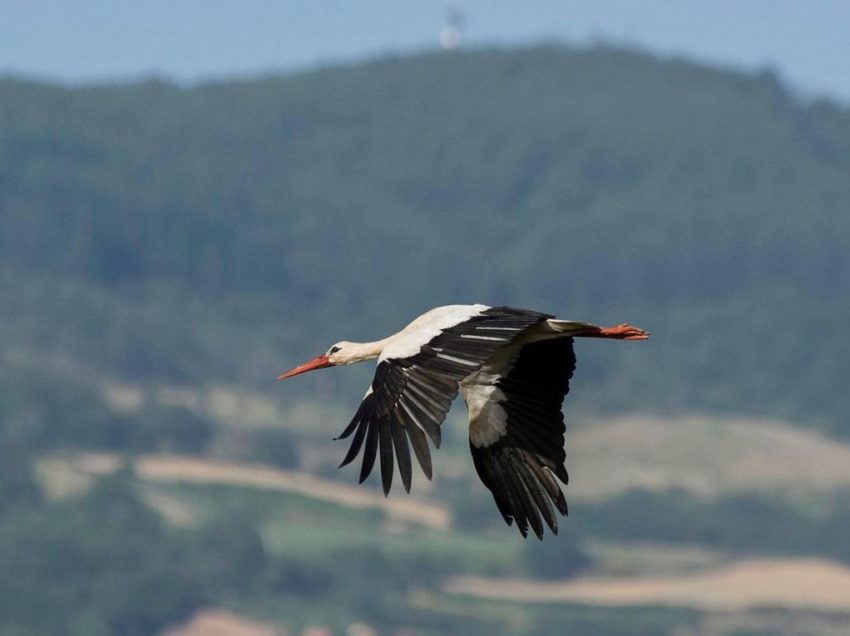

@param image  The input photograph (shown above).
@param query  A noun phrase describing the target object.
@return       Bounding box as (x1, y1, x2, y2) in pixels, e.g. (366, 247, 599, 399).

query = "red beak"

(277, 354, 334, 380)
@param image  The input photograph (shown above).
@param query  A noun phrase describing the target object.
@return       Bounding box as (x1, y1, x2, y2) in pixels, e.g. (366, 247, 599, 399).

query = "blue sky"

(2, 0, 848, 102)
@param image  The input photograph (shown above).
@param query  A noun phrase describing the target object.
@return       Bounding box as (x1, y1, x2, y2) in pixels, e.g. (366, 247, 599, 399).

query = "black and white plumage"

(278, 304, 648, 539)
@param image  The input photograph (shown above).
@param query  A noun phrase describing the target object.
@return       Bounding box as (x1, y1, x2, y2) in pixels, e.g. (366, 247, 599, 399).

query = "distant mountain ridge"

(2, 45, 849, 432)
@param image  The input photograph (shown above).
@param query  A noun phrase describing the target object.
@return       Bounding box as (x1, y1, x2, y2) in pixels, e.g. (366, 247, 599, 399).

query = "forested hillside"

(2, 45, 850, 635)
(3, 46, 849, 434)
(3, 46, 850, 432)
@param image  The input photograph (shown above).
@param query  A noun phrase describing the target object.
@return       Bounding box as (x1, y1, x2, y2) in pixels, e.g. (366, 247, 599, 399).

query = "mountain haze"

(2, 45, 849, 430)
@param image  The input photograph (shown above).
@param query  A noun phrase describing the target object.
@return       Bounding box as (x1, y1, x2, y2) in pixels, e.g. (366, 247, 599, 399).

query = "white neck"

(337, 337, 393, 364)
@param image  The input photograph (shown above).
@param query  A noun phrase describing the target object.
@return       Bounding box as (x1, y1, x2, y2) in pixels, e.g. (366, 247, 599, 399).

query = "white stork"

(278, 305, 648, 538)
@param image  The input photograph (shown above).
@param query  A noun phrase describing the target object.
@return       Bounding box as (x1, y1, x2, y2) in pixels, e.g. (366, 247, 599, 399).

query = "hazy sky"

(2, 0, 848, 102)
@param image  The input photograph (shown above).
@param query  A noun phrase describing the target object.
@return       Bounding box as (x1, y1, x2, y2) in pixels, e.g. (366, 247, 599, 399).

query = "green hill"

(2, 45, 849, 432)
(3, 43, 850, 636)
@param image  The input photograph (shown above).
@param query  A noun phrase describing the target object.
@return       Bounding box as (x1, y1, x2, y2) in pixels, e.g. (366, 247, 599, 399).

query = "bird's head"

(277, 341, 371, 380)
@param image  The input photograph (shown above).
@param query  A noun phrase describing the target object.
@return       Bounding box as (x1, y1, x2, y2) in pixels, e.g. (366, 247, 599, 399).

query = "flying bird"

(278, 305, 648, 538)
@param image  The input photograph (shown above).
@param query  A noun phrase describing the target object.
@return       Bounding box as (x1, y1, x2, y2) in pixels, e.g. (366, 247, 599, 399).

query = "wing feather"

(338, 419, 367, 467)
(338, 306, 551, 495)
(359, 421, 380, 484)
(392, 423, 413, 493)
(379, 418, 394, 495)
(404, 419, 433, 480)
(466, 338, 576, 538)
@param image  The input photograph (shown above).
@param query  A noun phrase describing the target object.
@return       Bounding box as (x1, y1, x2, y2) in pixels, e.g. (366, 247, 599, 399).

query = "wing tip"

(473, 443, 569, 540)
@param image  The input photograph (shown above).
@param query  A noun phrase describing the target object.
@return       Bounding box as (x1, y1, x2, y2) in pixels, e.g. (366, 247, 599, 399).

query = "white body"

(332, 304, 593, 449)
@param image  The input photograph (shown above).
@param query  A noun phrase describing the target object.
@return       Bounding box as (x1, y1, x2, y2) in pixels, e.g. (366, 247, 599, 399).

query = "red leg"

(574, 323, 649, 340)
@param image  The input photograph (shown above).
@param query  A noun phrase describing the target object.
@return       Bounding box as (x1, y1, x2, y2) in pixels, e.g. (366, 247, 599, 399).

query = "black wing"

(467, 337, 575, 539)
(336, 307, 551, 495)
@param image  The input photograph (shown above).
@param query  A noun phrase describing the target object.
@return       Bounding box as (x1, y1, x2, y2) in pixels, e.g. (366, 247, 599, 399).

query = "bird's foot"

(597, 324, 650, 340)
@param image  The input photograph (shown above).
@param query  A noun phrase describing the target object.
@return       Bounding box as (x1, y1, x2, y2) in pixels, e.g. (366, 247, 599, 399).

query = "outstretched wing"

(465, 337, 575, 539)
(336, 307, 551, 495)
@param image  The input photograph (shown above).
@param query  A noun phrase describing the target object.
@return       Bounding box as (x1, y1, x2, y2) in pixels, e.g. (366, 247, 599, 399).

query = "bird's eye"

(329, 346, 341, 354)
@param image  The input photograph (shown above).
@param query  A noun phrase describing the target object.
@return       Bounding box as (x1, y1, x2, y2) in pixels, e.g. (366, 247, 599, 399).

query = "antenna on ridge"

(440, 6, 465, 51)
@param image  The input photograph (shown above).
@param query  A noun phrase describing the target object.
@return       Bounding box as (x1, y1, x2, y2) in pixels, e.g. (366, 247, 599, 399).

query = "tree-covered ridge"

(2, 45, 850, 634)
(1, 45, 849, 429)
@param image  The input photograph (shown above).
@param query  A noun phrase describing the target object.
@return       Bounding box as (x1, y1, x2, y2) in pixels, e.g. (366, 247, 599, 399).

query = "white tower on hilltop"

(440, 7, 465, 50)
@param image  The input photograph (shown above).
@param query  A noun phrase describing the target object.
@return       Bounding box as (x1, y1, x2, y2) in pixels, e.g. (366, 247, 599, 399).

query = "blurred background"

(2, 1, 850, 634)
